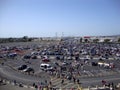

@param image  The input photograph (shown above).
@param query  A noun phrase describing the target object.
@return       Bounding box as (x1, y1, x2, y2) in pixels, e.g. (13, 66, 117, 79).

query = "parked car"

(56, 56, 64, 60)
(40, 63, 53, 71)
(46, 66, 55, 71)
(98, 62, 104, 67)
(62, 61, 69, 66)
(60, 66, 67, 71)
(66, 75, 72, 80)
(67, 56, 72, 60)
(18, 65, 27, 70)
(0, 55, 3, 58)
(31, 56, 37, 59)
(91, 62, 98, 66)
(8, 53, 17, 58)
(23, 55, 31, 59)
(42, 59, 50, 62)
(23, 67, 34, 72)
(53, 62, 59, 66)
(56, 56, 60, 60)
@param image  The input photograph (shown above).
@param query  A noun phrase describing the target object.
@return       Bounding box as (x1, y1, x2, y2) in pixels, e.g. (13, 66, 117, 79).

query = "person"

(43, 86, 48, 90)
(70, 88, 74, 90)
(19, 83, 23, 87)
(102, 80, 106, 86)
(111, 82, 114, 90)
(38, 85, 42, 90)
(77, 79, 80, 84)
(61, 79, 64, 84)
(73, 77, 76, 83)
(0, 79, 3, 83)
(77, 71, 80, 76)
(41, 82, 44, 85)
(49, 81, 52, 86)
(33, 83, 35, 87)
(13, 80, 16, 85)
(1, 62, 4, 66)
(35, 85, 38, 90)
(67, 75, 72, 81)
(45, 80, 47, 84)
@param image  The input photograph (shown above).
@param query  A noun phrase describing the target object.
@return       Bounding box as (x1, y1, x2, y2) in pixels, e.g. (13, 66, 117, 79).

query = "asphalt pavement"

(0, 84, 33, 90)
(0, 41, 120, 89)
(0, 63, 120, 88)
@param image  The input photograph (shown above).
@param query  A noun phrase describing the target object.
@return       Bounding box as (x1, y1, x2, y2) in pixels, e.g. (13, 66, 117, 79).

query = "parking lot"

(0, 41, 120, 89)
(5, 56, 120, 78)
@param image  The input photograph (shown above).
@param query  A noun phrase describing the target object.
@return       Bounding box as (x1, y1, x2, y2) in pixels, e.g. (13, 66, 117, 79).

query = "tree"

(8, 37, 14, 42)
(22, 36, 28, 42)
(28, 38, 33, 42)
(93, 39, 99, 43)
(118, 38, 120, 43)
(104, 39, 110, 43)
(84, 39, 89, 43)
(80, 38, 82, 43)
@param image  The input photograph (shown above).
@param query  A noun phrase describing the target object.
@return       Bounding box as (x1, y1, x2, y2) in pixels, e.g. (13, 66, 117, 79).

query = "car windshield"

(47, 66, 51, 68)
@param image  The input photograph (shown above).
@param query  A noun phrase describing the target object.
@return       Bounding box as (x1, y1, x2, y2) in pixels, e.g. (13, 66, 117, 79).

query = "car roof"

(40, 63, 50, 66)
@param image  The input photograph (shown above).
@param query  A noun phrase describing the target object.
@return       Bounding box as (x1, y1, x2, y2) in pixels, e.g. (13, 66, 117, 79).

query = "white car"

(40, 64, 53, 71)
(98, 62, 104, 67)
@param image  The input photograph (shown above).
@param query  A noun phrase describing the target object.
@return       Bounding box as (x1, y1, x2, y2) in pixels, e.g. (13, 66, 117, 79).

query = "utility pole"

(55, 32, 58, 39)
(62, 32, 64, 38)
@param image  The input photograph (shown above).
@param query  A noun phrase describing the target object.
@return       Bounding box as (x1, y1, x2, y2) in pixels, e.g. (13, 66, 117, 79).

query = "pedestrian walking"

(102, 80, 106, 86)
(35, 85, 38, 90)
(45, 80, 47, 84)
(61, 79, 64, 84)
(73, 77, 76, 83)
(13, 80, 16, 85)
(77, 79, 80, 84)
(33, 83, 35, 87)
(49, 81, 52, 86)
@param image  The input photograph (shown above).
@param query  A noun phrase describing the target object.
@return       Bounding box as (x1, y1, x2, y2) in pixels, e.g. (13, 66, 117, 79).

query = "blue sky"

(0, 0, 120, 37)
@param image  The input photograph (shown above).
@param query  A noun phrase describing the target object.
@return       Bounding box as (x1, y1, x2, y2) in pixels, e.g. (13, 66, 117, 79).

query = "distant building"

(33, 37, 61, 41)
(32, 36, 120, 43)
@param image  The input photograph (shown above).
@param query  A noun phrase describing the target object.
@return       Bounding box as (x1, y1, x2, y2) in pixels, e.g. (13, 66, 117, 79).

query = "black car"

(56, 56, 60, 60)
(31, 56, 37, 59)
(47, 68, 55, 72)
(66, 75, 72, 80)
(53, 62, 59, 66)
(91, 62, 98, 66)
(62, 61, 69, 66)
(0, 55, 3, 58)
(23, 55, 31, 59)
(18, 65, 27, 70)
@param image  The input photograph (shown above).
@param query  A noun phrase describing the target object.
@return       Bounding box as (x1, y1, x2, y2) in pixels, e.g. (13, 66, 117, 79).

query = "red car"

(42, 59, 50, 62)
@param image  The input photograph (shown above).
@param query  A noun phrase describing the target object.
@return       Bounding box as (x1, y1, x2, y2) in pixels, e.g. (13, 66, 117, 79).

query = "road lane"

(0, 64, 120, 88)
(0, 65, 50, 85)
